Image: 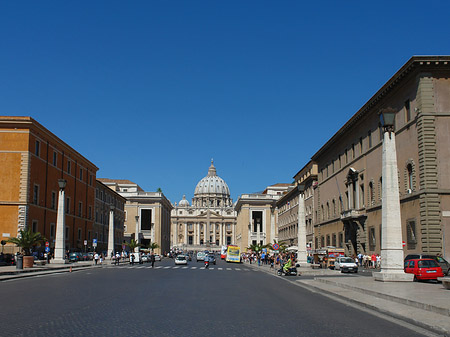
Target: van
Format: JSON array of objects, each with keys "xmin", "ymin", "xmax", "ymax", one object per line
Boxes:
[{"xmin": 334, "ymin": 256, "xmax": 358, "ymax": 273}]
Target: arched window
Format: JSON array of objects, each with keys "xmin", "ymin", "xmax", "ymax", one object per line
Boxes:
[
  {"xmin": 369, "ymin": 181, "xmax": 374, "ymax": 206},
  {"xmin": 407, "ymin": 164, "xmax": 413, "ymax": 191}
]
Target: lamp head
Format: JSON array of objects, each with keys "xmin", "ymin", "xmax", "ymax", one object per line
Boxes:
[
  {"xmin": 58, "ymin": 179, "xmax": 67, "ymax": 190},
  {"xmin": 379, "ymin": 107, "xmax": 396, "ymax": 128}
]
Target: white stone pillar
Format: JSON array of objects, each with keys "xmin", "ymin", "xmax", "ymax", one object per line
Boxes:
[
  {"xmin": 213, "ymin": 224, "xmax": 216, "ymax": 245},
  {"xmin": 373, "ymin": 122, "xmax": 413, "ymax": 282},
  {"xmin": 54, "ymin": 179, "xmax": 67, "ymax": 264},
  {"xmin": 297, "ymin": 192, "xmax": 308, "ymax": 266},
  {"xmin": 174, "ymin": 221, "xmax": 178, "ymax": 248},
  {"xmin": 270, "ymin": 210, "xmax": 276, "ymax": 244},
  {"xmin": 107, "ymin": 206, "xmax": 115, "ymax": 258},
  {"xmin": 184, "ymin": 224, "xmax": 188, "ymax": 246}
]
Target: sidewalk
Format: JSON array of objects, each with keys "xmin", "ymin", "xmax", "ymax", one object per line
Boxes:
[
  {"xmin": 0, "ymin": 260, "xmax": 101, "ymax": 281},
  {"xmin": 247, "ymin": 262, "xmax": 450, "ymax": 335}
]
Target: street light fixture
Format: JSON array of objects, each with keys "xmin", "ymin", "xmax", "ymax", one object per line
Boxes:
[
  {"xmin": 58, "ymin": 179, "xmax": 67, "ymax": 190},
  {"xmin": 380, "ymin": 107, "xmax": 396, "ymax": 135}
]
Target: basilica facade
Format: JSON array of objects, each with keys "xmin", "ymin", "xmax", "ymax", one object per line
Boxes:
[{"xmin": 171, "ymin": 161, "xmax": 236, "ymax": 251}]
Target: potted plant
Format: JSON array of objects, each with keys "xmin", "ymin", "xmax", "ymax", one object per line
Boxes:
[{"xmin": 7, "ymin": 228, "xmax": 45, "ymax": 268}]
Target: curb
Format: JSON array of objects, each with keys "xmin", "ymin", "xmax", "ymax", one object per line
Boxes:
[{"xmin": 0, "ymin": 265, "xmax": 99, "ymax": 281}]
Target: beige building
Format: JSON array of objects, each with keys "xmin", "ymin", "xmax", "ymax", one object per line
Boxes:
[
  {"xmin": 277, "ymin": 162, "xmax": 317, "ymax": 249},
  {"xmin": 94, "ymin": 180, "xmax": 126, "ymax": 253},
  {"xmin": 98, "ymin": 178, "xmax": 172, "ymax": 255},
  {"xmin": 235, "ymin": 184, "xmax": 292, "ymax": 251},
  {"xmin": 171, "ymin": 161, "xmax": 236, "ymax": 251},
  {"xmin": 306, "ymin": 56, "xmax": 450, "ymax": 260}
]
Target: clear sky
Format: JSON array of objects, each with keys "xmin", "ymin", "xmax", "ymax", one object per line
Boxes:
[{"xmin": 1, "ymin": 1, "xmax": 449, "ymax": 204}]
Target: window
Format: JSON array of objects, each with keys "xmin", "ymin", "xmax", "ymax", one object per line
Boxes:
[
  {"xmin": 51, "ymin": 191, "xmax": 56, "ymax": 209},
  {"xmin": 88, "ymin": 206, "xmax": 92, "ymax": 219},
  {"xmin": 53, "ymin": 151, "xmax": 57, "ymax": 166},
  {"xmin": 369, "ymin": 227, "xmax": 376, "ymax": 251},
  {"xmin": 35, "ymin": 140, "xmax": 40, "ymax": 157},
  {"xmin": 338, "ymin": 233, "xmax": 344, "ymax": 248},
  {"xmin": 78, "ymin": 202, "xmax": 82, "ymax": 217},
  {"xmin": 405, "ymin": 100, "xmax": 411, "ymax": 122},
  {"xmin": 332, "ymin": 233, "xmax": 336, "ymax": 246},
  {"xmin": 379, "ymin": 177, "xmax": 383, "ymax": 201},
  {"xmin": 141, "ymin": 209, "xmax": 152, "ymax": 230},
  {"xmin": 188, "ymin": 236, "xmax": 193, "ymax": 245},
  {"xmin": 89, "ymin": 174, "xmax": 93, "ymax": 186},
  {"xmin": 79, "ymin": 168, "xmax": 83, "ymax": 180},
  {"xmin": 65, "ymin": 226, "xmax": 69, "ymax": 240},
  {"xmin": 320, "ymin": 236, "xmax": 325, "ymax": 247},
  {"xmin": 78, "ymin": 228, "xmax": 82, "ymax": 241},
  {"xmin": 50, "ymin": 223, "xmax": 55, "ymax": 238},
  {"xmin": 66, "ymin": 197, "xmax": 70, "ymax": 213},
  {"xmin": 406, "ymin": 220, "xmax": 417, "ymax": 249},
  {"xmin": 344, "ymin": 149, "xmax": 348, "ymax": 164},
  {"xmin": 33, "ymin": 185, "xmax": 39, "ymax": 205},
  {"xmin": 360, "ymin": 183, "xmax": 365, "ymax": 208},
  {"xmin": 359, "ymin": 137, "xmax": 363, "ymax": 155},
  {"xmin": 368, "ymin": 130, "xmax": 372, "ymax": 148},
  {"xmin": 352, "ymin": 144, "xmax": 355, "ymax": 159},
  {"xmin": 67, "ymin": 161, "xmax": 71, "ymax": 174},
  {"xmin": 369, "ymin": 182, "xmax": 374, "ymax": 206},
  {"xmin": 32, "ymin": 220, "xmax": 38, "ymax": 233},
  {"xmin": 407, "ymin": 164, "xmax": 413, "ymax": 191}
]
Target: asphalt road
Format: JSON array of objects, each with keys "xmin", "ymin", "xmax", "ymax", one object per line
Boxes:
[{"xmin": 0, "ymin": 258, "xmax": 432, "ymax": 337}]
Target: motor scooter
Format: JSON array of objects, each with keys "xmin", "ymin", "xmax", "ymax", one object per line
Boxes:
[
  {"xmin": 277, "ymin": 263, "xmax": 299, "ymax": 276},
  {"xmin": 204, "ymin": 260, "xmax": 209, "ymax": 269}
]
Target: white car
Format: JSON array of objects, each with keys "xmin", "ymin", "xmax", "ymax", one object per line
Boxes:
[
  {"xmin": 175, "ymin": 255, "xmax": 188, "ymax": 265},
  {"xmin": 335, "ymin": 256, "xmax": 358, "ymax": 273},
  {"xmin": 154, "ymin": 254, "xmax": 161, "ymax": 261}
]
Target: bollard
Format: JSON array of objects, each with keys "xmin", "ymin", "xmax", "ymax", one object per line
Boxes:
[{"xmin": 16, "ymin": 255, "xmax": 23, "ymax": 270}]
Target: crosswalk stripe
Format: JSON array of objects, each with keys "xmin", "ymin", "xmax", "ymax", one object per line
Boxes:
[
  {"xmin": 173, "ymin": 266, "xmax": 180, "ymax": 269},
  {"xmin": 226, "ymin": 268, "xmax": 231, "ymax": 270},
  {"xmin": 164, "ymin": 266, "xmax": 171, "ymax": 269},
  {"xmin": 235, "ymin": 268, "xmax": 241, "ymax": 271},
  {"xmin": 191, "ymin": 267, "xmax": 197, "ymax": 269},
  {"xmin": 182, "ymin": 267, "xmax": 188, "ymax": 269},
  {"xmin": 218, "ymin": 268, "xmax": 223, "ymax": 270},
  {"xmin": 155, "ymin": 266, "xmax": 162, "ymax": 269}
]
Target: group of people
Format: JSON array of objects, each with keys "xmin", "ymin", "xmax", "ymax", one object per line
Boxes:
[
  {"xmin": 242, "ymin": 251, "xmax": 296, "ymax": 271},
  {"xmin": 356, "ymin": 253, "xmax": 381, "ymax": 269}
]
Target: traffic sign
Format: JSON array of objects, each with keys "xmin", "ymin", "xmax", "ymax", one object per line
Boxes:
[
  {"xmin": 402, "ymin": 241, "xmax": 406, "ymax": 247},
  {"xmin": 45, "ymin": 241, "xmax": 49, "ymax": 247},
  {"xmin": 93, "ymin": 239, "xmax": 97, "ymax": 247},
  {"xmin": 84, "ymin": 240, "xmax": 87, "ymax": 246},
  {"xmin": 45, "ymin": 246, "xmax": 50, "ymax": 253},
  {"xmin": 272, "ymin": 243, "xmax": 279, "ymax": 250}
]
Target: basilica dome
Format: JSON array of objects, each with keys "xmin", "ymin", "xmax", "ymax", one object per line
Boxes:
[
  {"xmin": 179, "ymin": 195, "xmax": 190, "ymax": 207},
  {"xmin": 193, "ymin": 161, "xmax": 232, "ymax": 208},
  {"xmin": 194, "ymin": 161, "xmax": 230, "ymax": 197}
]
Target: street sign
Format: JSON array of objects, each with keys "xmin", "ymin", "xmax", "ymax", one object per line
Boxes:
[
  {"xmin": 402, "ymin": 241, "xmax": 406, "ymax": 247},
  {"xmin": 84, "ymin": 240, "xmax": 87, "ymax": 246},
  {"xmin": 45, "ymin": 246, "xmax": 50, "ymax": 253},
  {"xmin": 272, "ymin": 243, "xmax": 279, "ymax": 250},
  {"xmin": 45, "ymin": 241, "xmax": 49, "ymax": 247},
  {"xmin": 93, "ymin": 239, "xmax": 97, "ymax": 247}
]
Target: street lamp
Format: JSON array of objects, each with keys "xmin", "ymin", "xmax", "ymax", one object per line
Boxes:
[
  {"xmin": 297, "ymin": 184, "xmax": 308, "ymax": 266},
  {"xmin": 54, "ymin": 179, "xmax": 67, "ymax": 264},
  {"xmin": 373, "ymin": 108, "xmax": 413, "ymax": 282},
  {"xmin": 135, "ymin": 215, "xmax": 140, "ymax": 253}
]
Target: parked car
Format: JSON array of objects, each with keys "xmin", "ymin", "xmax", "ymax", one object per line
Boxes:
[
  {"xmin": 141, "ymin": 254, "xmax": 149, "ymax": 263},
  {"xmin": 154, "ymin": 254, "xmax": 161, "ymax": 261},
  {"xmin": 404, "ymin": 258, "xmax": 444, "ymax": 281},
  {"xmin": 81, "ymin": 253, "xmax": 93, "ymax": 261},
  {"xmin": 196, "ymin": 252, "xmax": 206, "ymax": 262},
  {"xmin": 335, "ymin": 256, "xmax": 358, "ymax": 273},
  {"xmin": 0, "ymin": 253, "xmax": 15, "ymax": 266},
  {"xmin": 175, "ymin": 255, "xmax": 188, "ymax": 265},
  {"xmin": 69, "ymin": 252, "xmax": 82, "ymax": 262},
  {"xmin": 405, "ymin": 254, "xmax": 450, "ymax": 275}
]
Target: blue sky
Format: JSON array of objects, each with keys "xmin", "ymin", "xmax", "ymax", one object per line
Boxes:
[{"xmin": 1, "ymin": 1, "xmax": 449, "ymax": 204}]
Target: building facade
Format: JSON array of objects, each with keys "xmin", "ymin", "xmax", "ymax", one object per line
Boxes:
[
  {"xmin": 307, "ymin": 56, "xmax": 450, "ymax": 260},
  {"xmin": 98, "ymin": 178, "xmax": 172, "ymax": 255},
  {"xmin": 235, "ymin": 184, "xmax": 293, "ymax": 251},
  {"xmin": 277, "ymin": 162, "xmax": 317, "ymax": 249},
  {"xmin": 0, "ymin": 116, "xmax": 98, "ymax": 253},
  {"xmin": 171, "ymin": 161, "xmax": 236, "ymax": 251},
  {"xmin": 94, "ymin": 180, "xmax": 126, "ymax": 253}
]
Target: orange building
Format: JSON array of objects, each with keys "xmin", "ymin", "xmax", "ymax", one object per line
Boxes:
[{"xmin": 0, "ymin": 116, "xmax": 98, "ymax": 254}]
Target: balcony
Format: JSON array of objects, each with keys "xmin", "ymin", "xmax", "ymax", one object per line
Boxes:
[{"xmin": 340, "ymin": 209, "xmax": 365, "ymax": 221}]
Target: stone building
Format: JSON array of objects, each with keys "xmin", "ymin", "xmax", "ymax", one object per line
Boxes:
[
  {"xmin": 98, "ymin": 178, "xmax": 172, "ymax": 255},
  {"xmin": 308, "ymin": 56, "xmax": 450, "ymax": 260},
  {"xmin": 235, "ymin": 183, "xmax": 293, "ymax": 251},
  {"xmin": 94, "ymin": 180, "xmax": 126, "ymax": 253},
  {"xmin": 277, "ymin": 162, "xmax": 317, "ymax": 249},
  {"xmin": 171, "ymin": 161, "xmax": 236, "ymax": 251},
  {"xmin": 0, "ymin": 116, "xmax": 98, "ymax": 253}
]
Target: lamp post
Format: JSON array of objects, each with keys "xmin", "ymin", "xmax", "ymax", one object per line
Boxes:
[
  {"xmin": 296, "ymin": 184, "xmax": 308, "ymax": 266},
  {"xmin": 373, "ymin": 108, "xmax": 413, "ymax": 282},
  {"xmin": 54, "ymin": 179, "xmax": 67, "ymax": 264},
  {"xmin": 135, "ymin": 215, "xmax": 140, "ymax": 253},
  {"xmin": 107, "ymin": 205, "xmax": 115, "ymax": 258}
]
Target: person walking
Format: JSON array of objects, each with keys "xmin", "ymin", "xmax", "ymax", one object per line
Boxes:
[
  {"xmin": 115, "ymin": 252, "xmax": 120, "ymax": 265},
  {"xmin": 151, "ymin": 253, "xmax": 155, "ymax": 268},
  {"xmin": 94, "ymin": 252, "xmax": 99, "ymax": 265}
]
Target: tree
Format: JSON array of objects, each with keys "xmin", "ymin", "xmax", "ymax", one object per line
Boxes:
[
  {"xmin": 148, "ymin": 242, "xmax": 159, "ymax": 253},
  {"xmin": 247, "ymin": 243, "xmax": 271, "ymax": 253},
  {"xmin": 156, "ymin": 188, "xmax": 162, "ymax": 193},
  {"xmin": 125, "ymin": 239, "xmax": 140, "ymax": 252},
  {"xmin": 7, "ymin": 228, "xmax": 45, "ymax": 256}
]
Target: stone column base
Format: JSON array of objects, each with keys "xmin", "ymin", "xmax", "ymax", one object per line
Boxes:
[
  {"xmin": 373, "ymin": 271, "xmax": 414, "ymax": 282},
  {"xmin": 52, "ymin": 259, "xmax": 69, "ymax": 264}
]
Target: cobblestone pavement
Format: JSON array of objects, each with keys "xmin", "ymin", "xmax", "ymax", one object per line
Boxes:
[{"xmin": 0, "ymin": 259, "xmax": 436, "ymax": 337}]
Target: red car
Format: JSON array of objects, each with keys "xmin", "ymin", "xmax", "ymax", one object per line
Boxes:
[{"xmin": 404, "ymin": 258, "xmax": 444, "ymax": 281}]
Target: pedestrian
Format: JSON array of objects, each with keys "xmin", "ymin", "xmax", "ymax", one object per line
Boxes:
[
  {"xmin": 151, "ymin": 253, "xmax": 155, "ymax": 268},
  {"xmin": 99, "ymin": 253, "xmax": 103, "ymax": 265},
  {"xmin": 371, "ymin": 253, "xmax": 377, "ymax": 269},
  {"xmin": 130, "ymin": 253, "xmax": 135, "ymax": 265},
  {"xmin": 94, "ymin": 252, "xmax": 99, "ymax": 265},
  {"xmin": 115, "ymin": 252, "xmax": 120, "ymax": 265}
]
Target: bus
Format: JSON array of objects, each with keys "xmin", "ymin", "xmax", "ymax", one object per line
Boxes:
[
  {"xmin": 225, "ymin": 245, "xmax": 241, "ymax": 263},
  {"xmin": 220, "ymin": 246, "xmax": 227, "ymax": 260}
]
